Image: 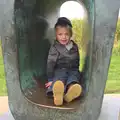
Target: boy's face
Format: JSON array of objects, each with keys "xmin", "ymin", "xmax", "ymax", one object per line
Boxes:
[{"xmin": 55, "ymin": 26, "xmax": 71, "ymax": 45}]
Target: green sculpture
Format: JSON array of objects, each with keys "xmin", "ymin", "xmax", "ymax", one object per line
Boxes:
[{"xmin": 0, "ymin": 0, "xmax": 120, "ymax": 119}]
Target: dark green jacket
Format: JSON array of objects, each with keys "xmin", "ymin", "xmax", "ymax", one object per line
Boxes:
[{"xmin": 47, "ymin": 40, "xmax": 80, "ymax": 79}]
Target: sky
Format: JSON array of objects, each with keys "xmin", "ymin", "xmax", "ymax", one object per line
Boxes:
[
  {"xmin": 60, "ymin": 1, "xmax": 84, "ymax": 20},
  {"xmin": 60, "ymin": 1, "xmax": 120, "ymax": 19}
]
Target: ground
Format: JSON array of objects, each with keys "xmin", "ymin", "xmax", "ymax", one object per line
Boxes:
[{"xmin": 0, "ymin": 94, "xmax": 120, "ymax": 120}]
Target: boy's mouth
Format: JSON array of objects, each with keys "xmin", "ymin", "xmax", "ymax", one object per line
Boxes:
[
  {"xmin": 61, "ymin": 39, "xmax": 67, "ymax": 42},
  {"xmin": 61, "ymin": 40, "xmax": 67, "ymax": 43},
  {"xmin": 60, "ymin": 40, "xmax": 68, "ymax": 45}
]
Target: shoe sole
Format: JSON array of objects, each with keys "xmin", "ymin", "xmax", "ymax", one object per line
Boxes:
[
  {"xmin": 64, "ymin": 84, "xmax": 82, "ymax": 103},
  {"xmin": 53, "ymin": 81, "xmax": 64, "ymax": 106}
]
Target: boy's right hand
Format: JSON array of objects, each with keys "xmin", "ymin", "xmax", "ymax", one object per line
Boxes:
[{"xmin": 45, "ymin": 81, "xmax": 52, "ymax": 88}]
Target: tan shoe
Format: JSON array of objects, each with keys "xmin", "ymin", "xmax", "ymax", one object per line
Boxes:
[
  {"xmin": 53, "ymin": 81, "xmax": 64, "ymax": 106},
  {"xmin": 64, "ymin": 84, "xmax": 82, "ymax": 103}
]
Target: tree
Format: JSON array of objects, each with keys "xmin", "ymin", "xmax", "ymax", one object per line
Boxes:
[
  {"xmin": 71, "ymin": 19, "xmax": 89, "ymax": 54},
  {"xmin": 115, "ymin": 18, "xmax": 120, "ymax": 42}
]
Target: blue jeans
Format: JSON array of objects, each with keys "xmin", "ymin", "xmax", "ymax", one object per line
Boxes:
[{"xmin": 46, "ymin": 69, "xmax": 80, "ymax": 97}]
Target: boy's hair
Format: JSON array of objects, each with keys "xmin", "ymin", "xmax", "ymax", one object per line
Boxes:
[
  {"xmin": 54, "ymin": 17, "xmax": 73, "ymax": 36},
  {"xmin": 55, "ymin": 17, "xmax": 72, "ymax": 28}
]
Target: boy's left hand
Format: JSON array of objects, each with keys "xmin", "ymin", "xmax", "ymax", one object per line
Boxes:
[{"xmin": 45, "ymin": 81, "xmax": 52, "ymax": 88}]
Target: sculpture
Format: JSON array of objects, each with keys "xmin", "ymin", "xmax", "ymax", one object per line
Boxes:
[{"xmin": 0, "ymin": 0, "xmax": 120, "ymax": 119}]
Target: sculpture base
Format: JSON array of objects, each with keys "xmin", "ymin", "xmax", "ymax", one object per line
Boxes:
[{"xmin": 0, "ymin": 95, "xmax": 120, "ymax": 120}]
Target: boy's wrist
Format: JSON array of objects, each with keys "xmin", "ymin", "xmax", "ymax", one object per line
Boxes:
[{"xmin": 48, "ymin": 78, "xmax": 53, "ymax": 82}]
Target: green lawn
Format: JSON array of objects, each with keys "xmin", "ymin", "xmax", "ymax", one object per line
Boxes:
[
  {"xmin": 0, "ymin": 44, "xmax": 7, "ymax": 96},
  {"xmin": 0, "ymin": 44, "xmax": 120, "ymax": 95},
  {"xmin": 105, "ymin": 56, "xmax": 120, "ymax": 93}
]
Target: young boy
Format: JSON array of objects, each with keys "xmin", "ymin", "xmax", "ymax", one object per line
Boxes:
[{"xmin": 45, "ymin": 17, "xmax": 82, "ymax": 106}]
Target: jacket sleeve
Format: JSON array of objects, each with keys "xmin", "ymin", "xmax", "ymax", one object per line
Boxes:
[{"xmin": 47, "ymin": 45, "xmax": 58, "ymax": 81}]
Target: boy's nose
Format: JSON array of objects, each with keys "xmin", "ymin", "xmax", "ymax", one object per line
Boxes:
[{"xmin": 62, "ymin": 35, "xmax": 66, "ymax": 39}]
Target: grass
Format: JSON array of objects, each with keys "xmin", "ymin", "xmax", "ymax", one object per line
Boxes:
[
  {"xmin": 105, "ymin": 55, "xmax": 120, "ymax": 93},
  {"xmin": 0, "ymin": 41, "xmax": 120, "ymax": 96},
  {"xmin": 0, "ymin": 42, "xmax": 7, "ymax": 96}
]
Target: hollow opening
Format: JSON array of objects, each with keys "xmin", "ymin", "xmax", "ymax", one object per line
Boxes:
[{"xmin": 15, "ymin": 0, "xmax": 91, "ymax": 109}]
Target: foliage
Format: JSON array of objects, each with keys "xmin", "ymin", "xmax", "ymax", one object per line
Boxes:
[
  {"xmin": 71, "ymin": 19, "xmax": 89, "ymax": 54},
  {"xmin": 112, "ymin": 40, "xmax": 120, "ymax": 56},
  {"xmin": 71, "ymin": 19, "xmax": 83, "ymax": 48},
  {"xmin": 115, "ymin": 18, "xmax": 120, "ymax": 42},
  {"xmin": 112, "ymin": 19, "xmax": 120, "ymax": 56}
]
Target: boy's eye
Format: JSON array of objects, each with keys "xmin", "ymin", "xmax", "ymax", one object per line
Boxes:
[
  {"xmin": 65, "ymin": 33, "xmax": 68, "ymax": 36},
  {"xmin": 58, "ymin": 33, "xmax": 69, "ymax": 36},
  {"xmin": 58, "ymin": 33, "xmax": 62, "ymax": 35}
]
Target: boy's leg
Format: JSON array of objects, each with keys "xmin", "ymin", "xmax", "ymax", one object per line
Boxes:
[
  {"xmin": 53, "ymin": 69, "xmax": 68, "ymax": 105},
  {"xmin": 47, "ymin": 69, "xmax": 68, "ymax": 105},
  {"xmin": 53, "ymin": 80, "xmax": 64, "ymax": 106},
  {"xmin": 64, "ymin": 70, "xmax": 82, "ymax": 103}
]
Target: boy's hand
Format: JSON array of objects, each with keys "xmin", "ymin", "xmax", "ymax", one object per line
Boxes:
[{"xmin": 45, "ymin": 81, "xmax": 52, "ymax": 88}]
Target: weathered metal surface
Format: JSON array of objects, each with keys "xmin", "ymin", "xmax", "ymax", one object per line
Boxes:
[{"xmin": 0, "ymin": 0, "xmax": 120, "ymax": 120}]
